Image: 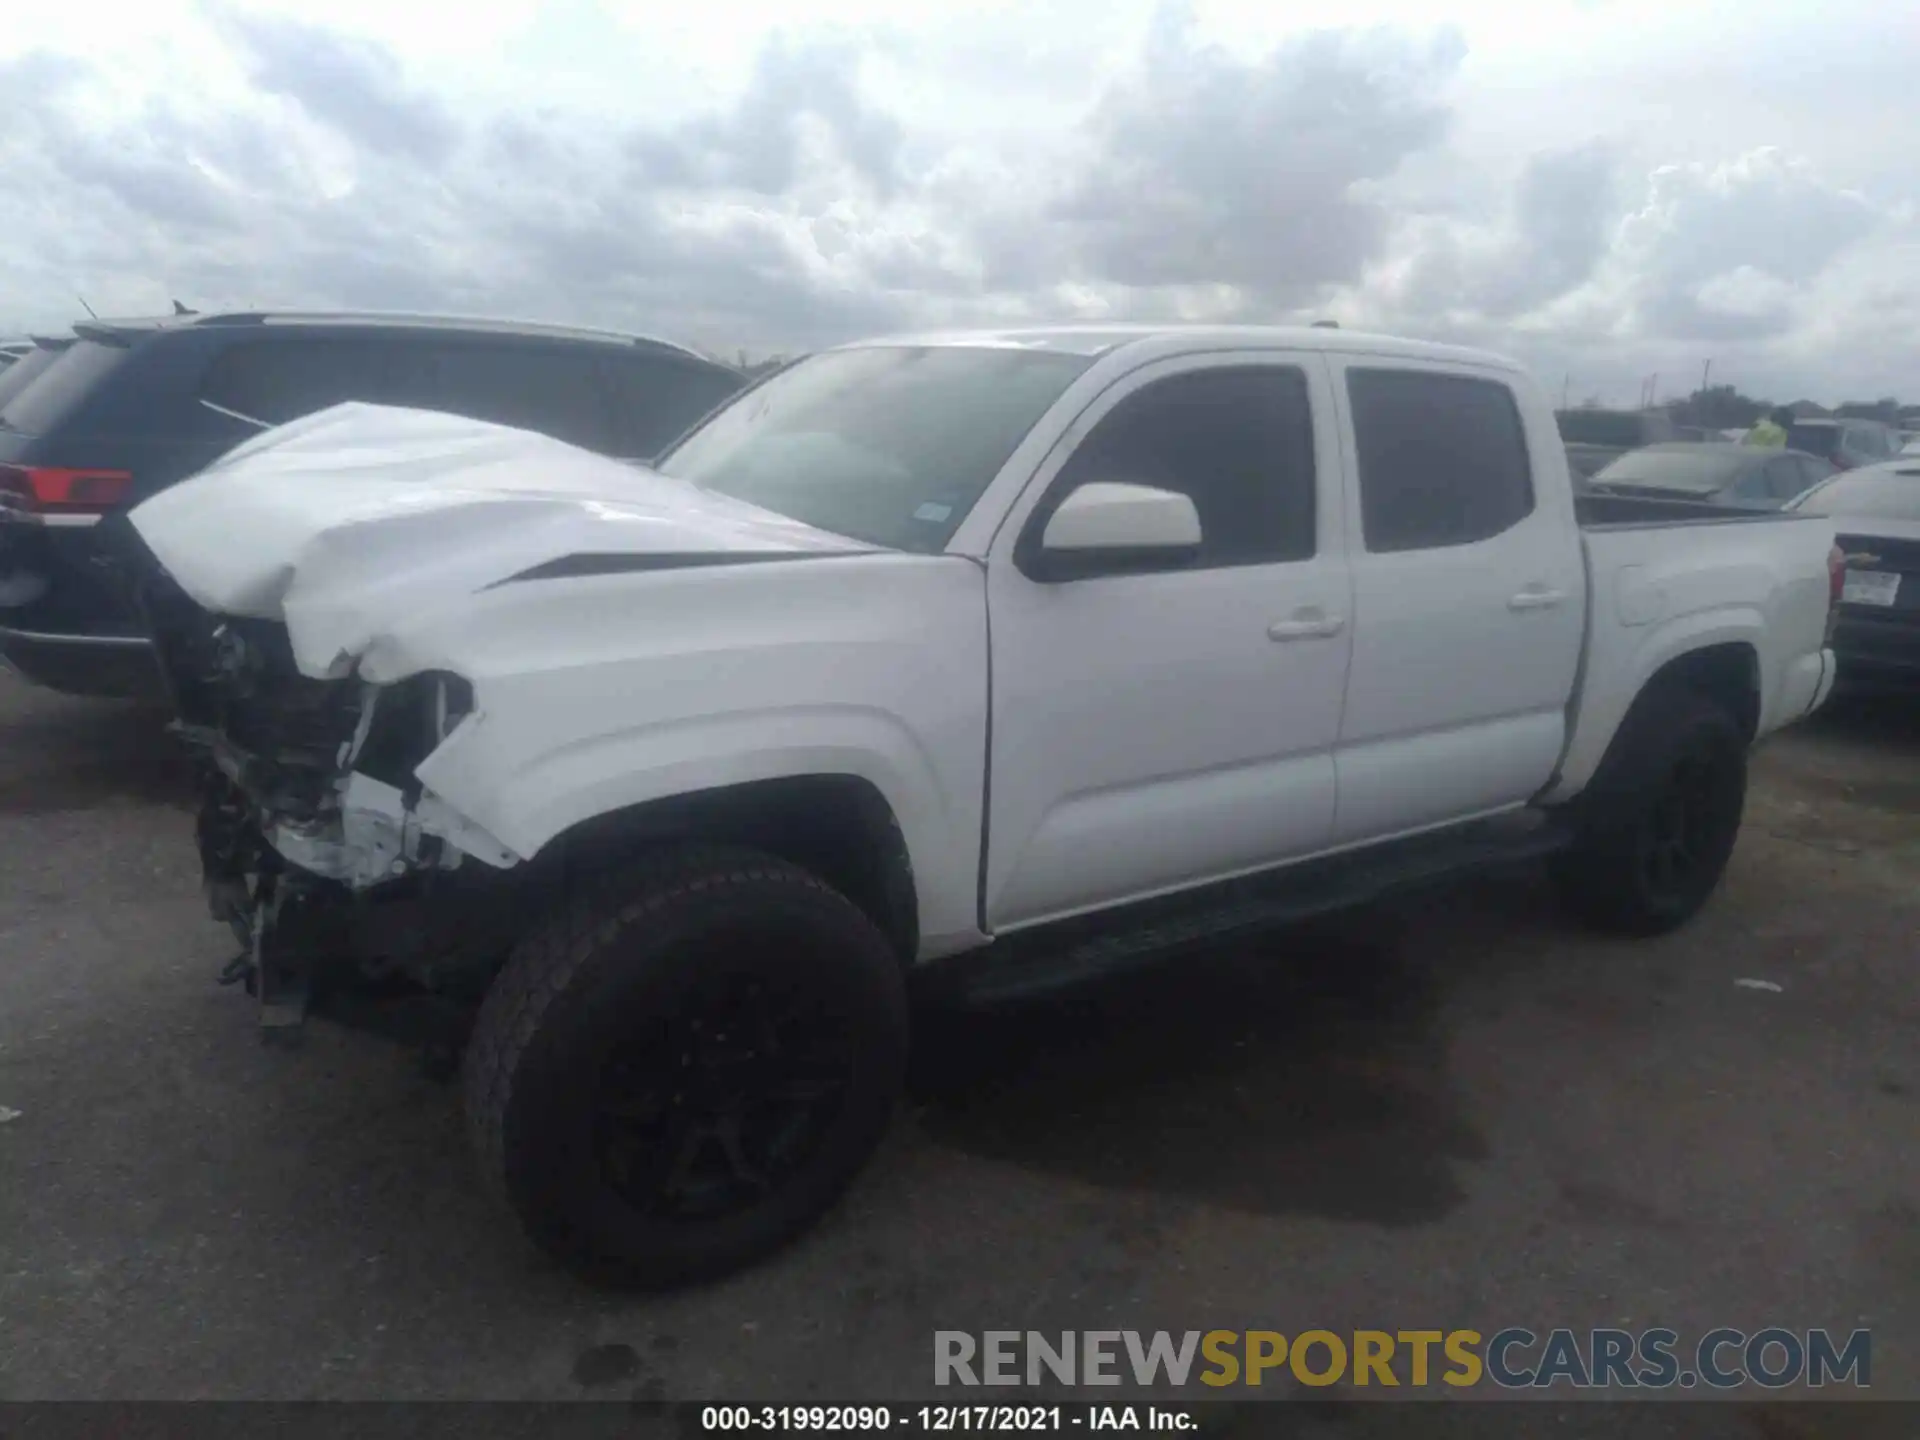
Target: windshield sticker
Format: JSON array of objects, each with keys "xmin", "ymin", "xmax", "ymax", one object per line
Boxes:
[{"xmin": 913, "ymin": 502, "xmax": 953, "ymax": 523}]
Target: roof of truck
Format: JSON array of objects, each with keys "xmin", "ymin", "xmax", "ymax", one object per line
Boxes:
[{"xmin": 838, "ymin": 323, "xmax": 1520, "ymax": 371}]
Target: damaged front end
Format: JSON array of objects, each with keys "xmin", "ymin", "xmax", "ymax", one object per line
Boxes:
[{"xmin": 140, "ymin": 571, "xmax": 522, "ymax": 1044}]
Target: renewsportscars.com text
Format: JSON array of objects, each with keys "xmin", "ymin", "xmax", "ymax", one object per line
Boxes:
[{"xmin": 933, "ymin": 1328, "xmax": 1870, "ymax": 1390}]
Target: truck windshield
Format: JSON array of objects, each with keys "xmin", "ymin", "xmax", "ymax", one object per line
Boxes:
[{"xmin": 656, "ymin": 345, "xmax": 1094, "ymax": 552}]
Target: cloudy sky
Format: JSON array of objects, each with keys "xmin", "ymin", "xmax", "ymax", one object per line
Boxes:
[{"xmin": 2, "ymin": 0, "xmax": 1915, "ymax": 405}]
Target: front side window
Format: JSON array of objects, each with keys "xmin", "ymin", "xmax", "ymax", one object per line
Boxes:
[
  {"xmin": 1037, "ymin": 365, "xmax": 1318, "ymax": 568},
  {"xmin": 658, "ymin": 346, "xmax": 1093, "ymax": 552},
  {"xmin": 1348, "ymin": 368, "xmax": 1535, "ymax": 552}
]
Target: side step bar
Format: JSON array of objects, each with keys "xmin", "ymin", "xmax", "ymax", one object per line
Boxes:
[{"xmin": 934, "ymin": 812, "xmax": 1573, "ymax": 1009}]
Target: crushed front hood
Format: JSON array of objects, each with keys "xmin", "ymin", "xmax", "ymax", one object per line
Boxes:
[{"xmin": 128, "ymin": 403, "xmax": 868, "ymax": 678}]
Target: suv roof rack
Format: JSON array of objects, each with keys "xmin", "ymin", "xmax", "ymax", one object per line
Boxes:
[
  {"xmin": 192, "ymin": 310, "xmax": 717, "ymax": 363},
  {"xmin": 69, "ymin": 310, "xmax": 724, "ymax": 367}
]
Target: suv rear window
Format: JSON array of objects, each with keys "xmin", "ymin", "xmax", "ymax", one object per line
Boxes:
[
  {"xmin": 201, "ymin": 339, "xmax": 403, "ymax": 425},
  {"xmin": 426, "ymin": 344, "xmax": 614, "ymax": 452},
  {"xmin": 0, "ymin": 340, "xmax": 129, "ymax": 435},
  {"xmin": 0, "ymin": 344, "xmax": 67, "ymax": 412}
]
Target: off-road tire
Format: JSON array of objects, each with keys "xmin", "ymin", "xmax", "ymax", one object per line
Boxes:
[
  {"xmin": 462, "ymin": 843, "xmax": 908, "ymax": 1288},
  {"xmin": 1552, "ymin": 684, "xmax": 1749, "ymax": 936}
]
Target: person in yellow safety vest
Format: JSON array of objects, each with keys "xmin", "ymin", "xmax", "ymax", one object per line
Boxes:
[{"xmin": 1745, "ymin": 407, "xmax": 1792, "ymax": 447}]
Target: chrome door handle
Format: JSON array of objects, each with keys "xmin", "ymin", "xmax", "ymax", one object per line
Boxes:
[
  {"xmin": 1508, "ymin": 587, "xmax": 1567, "ymax": 611},
  {"xmin": 1268, "ymin": 613, "xmax": 1345, "ymax": 641}
]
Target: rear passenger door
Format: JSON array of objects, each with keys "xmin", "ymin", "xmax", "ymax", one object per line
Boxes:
[{"xmin": 1326, "ymin": 361, "xmax": 1585, "ymax": 845}]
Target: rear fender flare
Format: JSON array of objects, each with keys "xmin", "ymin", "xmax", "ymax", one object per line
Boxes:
[{"xmin": 1542, "ymin": 608, "xmax": 1765, "ymax": 805}]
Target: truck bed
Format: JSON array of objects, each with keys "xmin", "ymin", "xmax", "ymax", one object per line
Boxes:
[{"xmin": 1575, "ymin": 492, "xmax": 1826, "ymax": 530}]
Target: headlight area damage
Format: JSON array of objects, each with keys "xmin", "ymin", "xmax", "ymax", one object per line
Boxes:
[{"xmin": 141, "ymin": 572, "xmax": 523, "ymax": 1045}]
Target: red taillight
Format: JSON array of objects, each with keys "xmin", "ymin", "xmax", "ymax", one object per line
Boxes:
[
  {"xmin": 0, "ymin": 464, "xmax": 133, "ymax": 511},
  {"xmin": 1828, "ymin": 542, "xmax": 1846, "ymax": 615}
]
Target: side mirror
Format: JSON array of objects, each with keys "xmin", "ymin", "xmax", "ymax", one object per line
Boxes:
[{"xmin": 1030, "ymin": 482, "xmax": 1202, "ymax": 581}]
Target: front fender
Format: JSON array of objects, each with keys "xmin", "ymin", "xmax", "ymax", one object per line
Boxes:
[
  {"xmin": 415, "ymin": 704, "xmax": 973, "ymax": 934},
  {"xmin": 391, "ymin": 554, "xmax": 992, "ymax": 952}
]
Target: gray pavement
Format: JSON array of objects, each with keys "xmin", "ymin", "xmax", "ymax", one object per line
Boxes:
[{"xmin": 1, "ymin": 670, "xmax": 1916, "ymax": 1417}]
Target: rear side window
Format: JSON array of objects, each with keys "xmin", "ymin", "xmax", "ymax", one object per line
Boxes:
[
  {"xmin": 201, "ymin": 340, "xmax": 403, "ymax": 425},
  {"xmin": 0, "ymin": 344, "xmax": 66, "ymax": 412},
  {"xmin": 1048, "ymin": 365, "xmax": 1318, "ymax": 566},
  {"xmin": 0, "ymin": 341, "xmax": 129, "ymax": 435},
  {"xmin": 600, "ymin": 355, "xmax": 744, "ymax": 459},
  {"xmin": 427, "ymin": 344, "xmax": 613, "ymax": 452},
  {"xmin": 1348, "ymin": 369, "xmax": 1535, "ymax": 552}
]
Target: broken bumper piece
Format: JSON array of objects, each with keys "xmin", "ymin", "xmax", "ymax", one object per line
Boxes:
[{"xmin": 144, "ymin": 580, "xmax": 520, "ymax": 1035}]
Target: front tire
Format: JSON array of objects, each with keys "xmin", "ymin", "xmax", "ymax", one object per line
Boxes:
[
  {"xmin": 462, "ymin": 843, "xmax": 908, "ymax": 1288},
  {"xmin": 1553, "ymin": 686, "xmax": 1749, "ymax": 936}
]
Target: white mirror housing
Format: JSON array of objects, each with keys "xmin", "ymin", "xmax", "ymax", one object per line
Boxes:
[{"xmin": 1039, "ymin": 482, "xmax": 1203, "ymax": 556}]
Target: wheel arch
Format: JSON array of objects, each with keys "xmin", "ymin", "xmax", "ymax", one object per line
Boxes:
[
  {"xmin": 526, "ymin": 774, "xmax": 920, "ymax": 962},
  {"xmin": 1544, "ymin": 611, "xmax": 1766, "ymax": 805}
]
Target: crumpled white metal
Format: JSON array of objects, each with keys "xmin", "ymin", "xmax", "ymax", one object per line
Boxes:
[{"xmin": 129, "ymin": 402, "xmax": 864, "ymax": 680}]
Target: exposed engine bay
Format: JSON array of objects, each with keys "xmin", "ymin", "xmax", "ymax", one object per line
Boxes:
[{"xmin": 138, "ymin": 567, "xmax": 526, "ymax": 1037}]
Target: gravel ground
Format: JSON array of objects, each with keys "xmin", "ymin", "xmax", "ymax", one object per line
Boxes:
[{"xmin": 1, "ymin": 670, "xmax": 1915, "ymax": 1430}]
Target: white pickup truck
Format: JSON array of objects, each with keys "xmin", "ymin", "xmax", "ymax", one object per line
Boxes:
[{"xmin": 128, "ymin": 324, "xmax": 1843, "ymax": 1287}]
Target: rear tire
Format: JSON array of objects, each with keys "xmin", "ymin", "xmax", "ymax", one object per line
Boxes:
[
  {"xmin": 1552, "ymin": 685, "xmax": 1748, "ymax": 936},
  {"xmin": 462, "ymin": 843, "xmax": 908, "ymax": 1288}
]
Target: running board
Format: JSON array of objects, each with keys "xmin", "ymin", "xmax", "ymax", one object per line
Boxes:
[{"xmin": 938, "ymin": 813, "xmax": 1573, "ymax": 1008}]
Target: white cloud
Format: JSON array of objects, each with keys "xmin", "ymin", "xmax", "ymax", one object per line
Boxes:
[{"xmin": 0, "ymin": 0, "xmax": 1916, "ymax": 402}]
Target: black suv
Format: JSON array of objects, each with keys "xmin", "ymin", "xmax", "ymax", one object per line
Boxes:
[{"xmin": 0, "ymin": 311, "xmax": 744, "ymax": 697}]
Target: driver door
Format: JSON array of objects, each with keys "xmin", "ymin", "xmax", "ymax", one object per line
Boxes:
[{"xmin": 981, "ymin": 353, "xmax": 1352, "ymax": 931}]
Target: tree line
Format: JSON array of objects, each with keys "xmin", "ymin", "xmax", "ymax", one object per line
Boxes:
[{"xmin": 1656, "ymin": 385, "xmax": 1913, "ymax": 430}]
